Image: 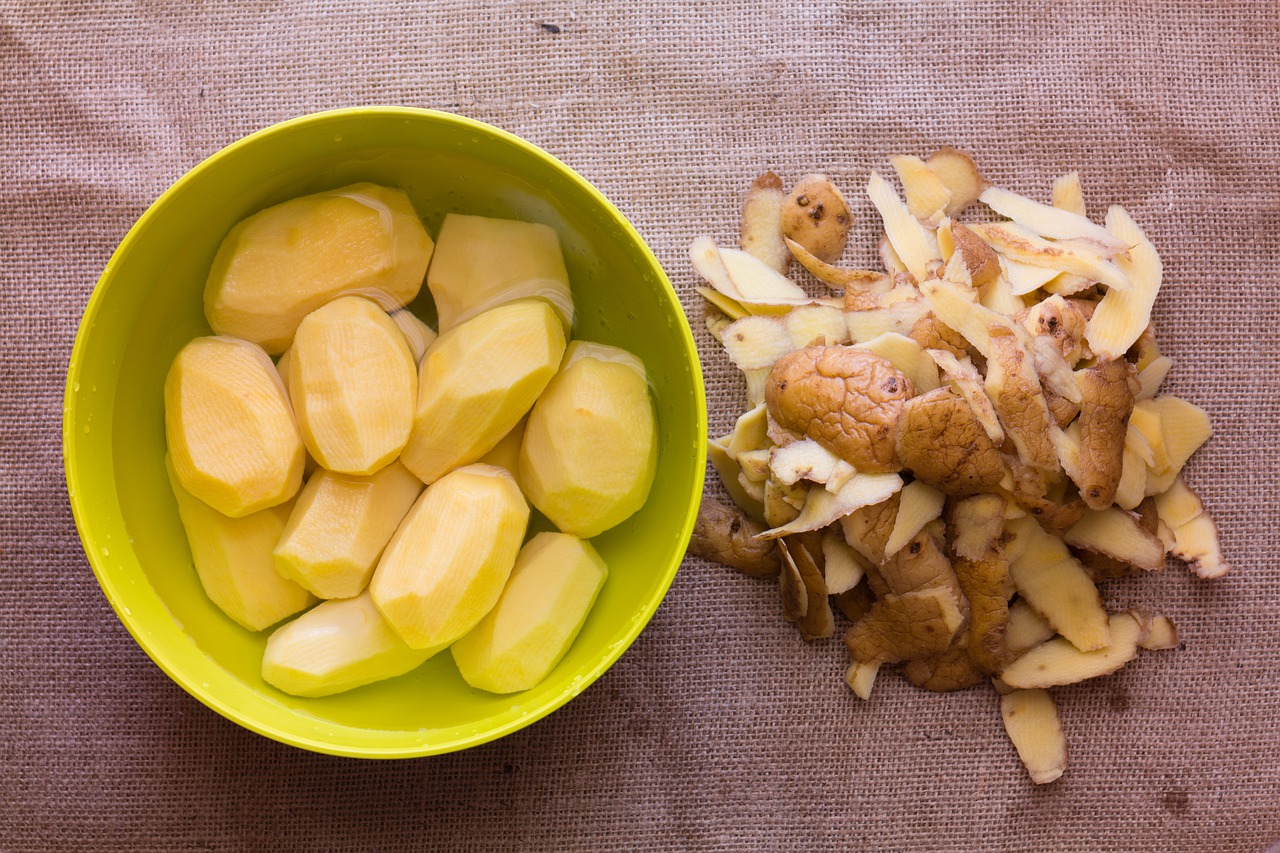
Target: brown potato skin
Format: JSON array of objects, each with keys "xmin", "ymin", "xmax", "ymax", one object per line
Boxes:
[
  {"xmin": 902, "ymin": 645, "xmax": 987, "ymax": 692},
  {"xmin": 780, "ymin": 174, "xmax": 852, "ymax": 263},
  {"xmin": 688, "ymin": 495, "xmax": 780, "ymax": 577},
  {"xmin": 950, "ymin": 224, "xmax": 1001, "ymax": 287},
  {"xmin": 1077, "ymin": 358, "xmax": 1139, "ymax": 509},
  {"xmin": 895, "ymin": 386, "xmax": 1005, "ymax": 495},
  {"xmin": 908, "ymin": 312, "xmax": 972, "ymax": 361},
  {"xmin": 766, "ymin": 346, "xmax": 914, "ymax": 473}
]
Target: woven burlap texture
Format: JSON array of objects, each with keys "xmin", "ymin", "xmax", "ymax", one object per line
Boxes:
[{"xmin": 3, "ymin": 2, "xmax": 1278, "ymax": 850}]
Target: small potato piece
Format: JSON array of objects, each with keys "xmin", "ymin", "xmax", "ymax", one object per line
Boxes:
[
  {"xmin": 874, "ymin": 526, "xmax": 961, "ymax": 600},
  {"xmin": 766, "ymin": 346, "xmax": 914, "ymax": 473},
  {"xmin": 290, "ymin": 296, "xmax": 418, "ymax": 475},
  {"xmin": 1052, "ymin": 171, "xmax": 1087, "ymax": 216},
  {"xmin": 1001, "ymin": 689, "xmax": 1068, "ymax": 784},
  {"xmin": 165, "ymin": 336, "xmax": 304, "ymax": 518},
  {"xmin": 520, "ymin": 342, "xmax": 657, "ymax": 539},
  {"xmin": 781, "ymin": 538, "xmax": 834, "ymax": 641},
  {"xmin": 1140, "ymin": 615, "xmax": 1179, "ymax": 650},
  {"xmin": 451, "ymin": 532, "xmax": 608, "ymax": 694},
  {"xmin": 781, "ymin": 174, "xmax": 852, "ymax": 263},
  {"xmin": 883, "ymin": 481, "xmax": 946, "ymax": 559},
  {"xmin": 890, "ymin": 155, "xmax": 952, "ymax": 221},
  {"xmin": 205, "ymin": 183, "xmax": 432, "ymax": 354},
  {"xmin": 1007, "ymin": 518, "xmax": 1110, "ymax": 652},
  {"xmin": 1001, "ymin": 612, "xmax": 1145, "ymax": 689},
  {"xmin": 689, "ymin": 495, "xmax": 780, "ymax": 577},
  {"xmin": 845, "ymin": 587, "xmax": 964, "ymax": 665},
  {"xmin": 262, "ymin": 592, "xmax": 432, "ymax": 698},
  {"xmin": 1172, "ymin": 513, "xmax": 1231, "ymax": 579},
  {"xmin": 370, "ymin": 465, "xmax": 529, "ymax": 651},
  {"xmin": 1005, "ymin": 599, "xmax": 1056, "ymax": 657},
  {"xmin": 402, "ymin": 299, "xmax": 566, "ymax": 484},
  {"xmin": 985, "ymin": 326, "xmax": 1060, "ymax": 475},
  {"xmin": 427, "ymin": 213, "xmax": 573, "ymax": 333},
  {"xmin": 273, "ymin": 463, "xmax": 424, "ymax": 599},
  {"xmin": 167, "ymin": 457, "xmax": 315, "ymax": 632},
  {"xmin": 1023, "ymin": 295, "xmax": 1088, "ymax": 365},
  {"xmin": 840, "ymin": 493, "xmax": 901, "ymax": 565},
  {"xmin": 926, "ymin": 148, "xmax": 989, "ymax": 217},
  {"xmin": 950, "ymin": 224, "xmax": 1001, "ymax": 287},
  {"xmin": 895, "ymin": 386, "xmax": 1006, "ymax": 495},
  {"xmin": 740, "ymin": 171, "xmax": 791, "ymax": 274},
  {"xmin": 845, "ymin": 660, "xmax": 881, "ymax": 700},
  {"xmin": 902, "ymin": 644, "xmax": 986, "ymax": 692},
  {"xmin": 955, "ymin": 552, "xmax": 1013, "ymax": 674},
  {"xmin": 1064, "ymin": 507, "xmax": 1165, "ymax": 573},
  {"xmin": 1076, "ymin": 358, "xmax": 1139, "ymax": 509}
]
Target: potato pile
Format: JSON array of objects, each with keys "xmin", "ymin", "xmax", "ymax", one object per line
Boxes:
[
  {"xmin": 164, "ymin": 184, "xmax": 657, "ymax": 697},
  {"xmin": 688, "ymin": 153, "xmax": 1229, "ymax": 783}
]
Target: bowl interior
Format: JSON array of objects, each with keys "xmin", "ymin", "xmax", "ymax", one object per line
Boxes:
[{"xmin": 64, "ymin": 109, "xmax": 706, "ymax": 757}]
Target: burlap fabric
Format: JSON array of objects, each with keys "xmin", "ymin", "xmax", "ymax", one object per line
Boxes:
[{"xmin": 3, "ymin": 2, "xmax": 1278, "ymax": 850}]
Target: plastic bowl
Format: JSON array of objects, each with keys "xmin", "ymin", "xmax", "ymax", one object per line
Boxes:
[{"xmin": 62, "ymin": 107, "xmax": 706, "ymax": 758}]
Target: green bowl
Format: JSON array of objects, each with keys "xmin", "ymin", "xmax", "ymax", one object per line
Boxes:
[{"xmin": 63, "ymin": 107, "xmax": 706, "ymax": 758}]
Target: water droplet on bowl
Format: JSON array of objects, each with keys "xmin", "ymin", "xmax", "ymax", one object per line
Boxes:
[
  {"xmin": 73, "ymin": 382, "xmax": 80, "ymax": 392},
  {"xmin": 101, "ymin": 547, "xmax": 109, "ymax": 557}
]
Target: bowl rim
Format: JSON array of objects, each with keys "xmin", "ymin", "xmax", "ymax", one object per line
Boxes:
[{"xmin": 62, "ymin": 106, "xmax": 707, "ymax": 758}]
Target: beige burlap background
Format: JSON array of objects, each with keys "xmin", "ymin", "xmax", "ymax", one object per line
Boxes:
[{"xmin": 3, "ymin": 1, "xmax": 1279, "ymax": 850}]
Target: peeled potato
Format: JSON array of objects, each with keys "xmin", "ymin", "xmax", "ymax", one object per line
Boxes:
[
  {"xmin": 400, "ymin": 298, "xmax": 566, "ymax": 484},
  {"xmin": 273, "ymin": 463, "xmax": 424, "ymax": 599},
  {"xmin": 262, "ymin": 592, "xmax": 432, "ymax": 697},
  {"xmin": 370, "ymin": 464, "xmax": 529, "ymax": 651},
  {"xmin": 519, "ymin": 341, "xmax": 657, "ymax": 538},
  {"xmin": 205, "ymin": 183, "xmax": 433, "ymax": 354},
  {"xmin": 165, "ymin": 336, "xmax": 303, "ymax": 518},
  {"xmin": 427, "ymin": 213, "xmax": 573, "ymax": 333},
  {"xmin": 166, "ymin": 456, "xmax": 315, "ymax": 632},
  {"xmin": 289, "ymin": 296, "xmax": 418, "ymax": 475},
  {"xmin": 452, "ymin": 532, "xmax": 608, "ymax": 694}
]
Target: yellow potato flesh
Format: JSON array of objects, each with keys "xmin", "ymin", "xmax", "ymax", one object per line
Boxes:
[
  {"xmin": 289, "ymin": 296, "xmax": 417, "ymax": 475},
  {"xmin": 520, "ymin": 342, "xmax": 657, "ymax": 538},
  {"xmin": 273, "ymin": 462, "xmax": 424, "ymax": 599},
  {"xmin": 261, "ymin": 592, "xmax": 432, "ymax": 697},
  {"xmin": 400, "ymin": 298, "xmax": 566, "ymax": 484},
  {"xmin": 370, "ymin": 465, "xmax": 529, "ymax": 651},
  {"xmin": 166, "ymin": 456, "xmax": 315, "ymax": 632},
  {"xmin": 164, "ymin": 336, "xmax": 303, "ymax": 518},
  {"xmin": 427, "ymin": 213, "xmax": 573, "ymax": 333},
  {"xmin": 478, "ymin": 417, "xmax": 527, "ymax": 489},
  {"xmin": 451, "ymin": 532, "xmax": 608, "ymax": 694},
  {"xmin": 204, "ymin": 183, "xmax": 433, "ymax": 354}
]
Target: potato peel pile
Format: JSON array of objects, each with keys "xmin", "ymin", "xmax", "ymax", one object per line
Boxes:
[{"xmin": 688, "ymin": 152, "xmax": 1230, "ymax": 784}]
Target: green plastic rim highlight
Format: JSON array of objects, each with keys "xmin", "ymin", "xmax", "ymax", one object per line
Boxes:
[{"xmin": 63, "ymin": 107, "xmax": 707, "ymax": 758}]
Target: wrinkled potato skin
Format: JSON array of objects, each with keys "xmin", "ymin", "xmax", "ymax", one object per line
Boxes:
[
  {"xmin": 902, "ymin": 645, "xmax": 987, "ymax": 692},
  {"xmin": 1078, "ymin": 358, "xmax": 1139, "ymax": 509},
  {"xmin": 895, "ymin": 386, "xmax": 1005, "ymax": 495},
  {"xmin": 780, "ymin": 174, "xmax": 852, "ymax": 263},
  {"xmin": 766, "ymin": 346, "xmax": 914, "ymax": 473},
  {"xmin": 688, "ymin": 496, "xmax": 780, "ymax": 577},
  {"xmin": 986, "ymin": 326, "xmax": 1060, "ymax": 474},
  {"xmin": 950, "ymin": 224, "xmax": 1001, "ymax": 287},
  {"xmin": 1044, "ymin": 389, "xmax": 1080, "ymax": 429},
  {"xmin": 845, "ymin": 589, "xmax": 961, "ymax": 665},
  {"xmin": 909, "ymin": 313, "xmax": 972, "ymax": 361}
]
